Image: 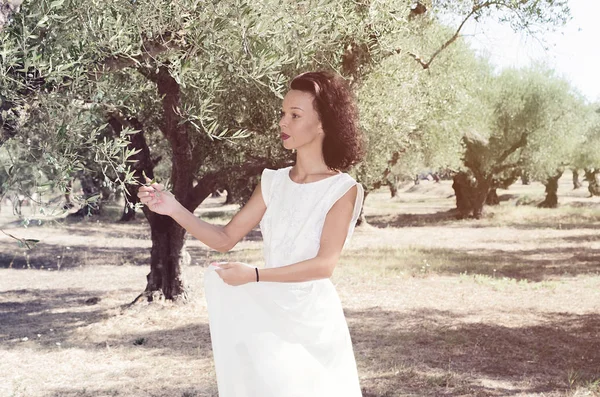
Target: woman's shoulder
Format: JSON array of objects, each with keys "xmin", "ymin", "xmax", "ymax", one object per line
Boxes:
[
  {"xmin": 262, "ymin": 166, "xmax": 291, "ymax": 174},
  {"xmin": 337, "ymin": 172, "xmax": 359, "ymax": 185},
  {"xmin": 261, "ymin": 166, "xmax": 290, "ymax": 176}
]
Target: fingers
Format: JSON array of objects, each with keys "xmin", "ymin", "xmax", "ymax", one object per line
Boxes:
[
  {"xmin": 148, "ymin": 179, "xmax": 164, "ymax": 191},
  {"xmin": 214, "ymin": 268, "xmax": 228, "ymax": 282},
  {"xmin": 137, "ymin": 183, "xmax": 167, "ymax": 206},
  {"xmin": 218, "ymin": 263, "xmax": 233, "ymax": 269},
  {"xmin": 138, "ymin": 191, "xmax": 159, "ymax": 204}
]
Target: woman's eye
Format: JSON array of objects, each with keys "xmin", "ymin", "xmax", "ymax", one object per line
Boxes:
[{"xmin": 292, "ymin": 114, "xmax": 299, "ymax": 119}]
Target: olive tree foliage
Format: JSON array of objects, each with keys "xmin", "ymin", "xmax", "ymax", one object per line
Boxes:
[
  {"xmin": 0, "ymin": 0, "xmax": 142, "ymax": 214},
  {"xmin": 453, "ymin": 66, "xmax": 588, "ymax": 217},
  {"xmin": 355, "ymin": 25, "xmax": 490, "ymax": 192}
]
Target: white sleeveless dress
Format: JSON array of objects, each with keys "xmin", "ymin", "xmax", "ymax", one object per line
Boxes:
[{"xmin": 204, "ymin": 166, "xmax": 364, "ymax": 397}]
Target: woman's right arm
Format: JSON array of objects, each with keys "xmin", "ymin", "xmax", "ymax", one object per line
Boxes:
[{"xmin": 138, "ymin": 181, "xmax": 267, "ymax": 253}]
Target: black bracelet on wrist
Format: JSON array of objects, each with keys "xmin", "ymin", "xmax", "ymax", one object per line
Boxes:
[{"xmin": 255, "ymin": 267, "xmax": 259, "ymax": 282}]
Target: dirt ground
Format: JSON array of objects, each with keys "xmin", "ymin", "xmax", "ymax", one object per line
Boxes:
[{"xmin": 1, "ymin": 173, "xmax": 599, "ymax": 397}]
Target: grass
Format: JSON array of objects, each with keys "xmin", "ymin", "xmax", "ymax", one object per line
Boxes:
[{"xmin": 1, "ymin": 172, "xmax": 600, "ymax": 396}]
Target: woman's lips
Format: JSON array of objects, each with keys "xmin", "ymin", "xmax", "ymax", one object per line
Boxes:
[{"xmin": 280, "ymin": 133, "xmax": 290, "ymax": 140}]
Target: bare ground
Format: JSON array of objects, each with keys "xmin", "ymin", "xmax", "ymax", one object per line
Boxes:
[{"xmin": 1, "ymin": 173, "xmax": 599, "ymax": 397}]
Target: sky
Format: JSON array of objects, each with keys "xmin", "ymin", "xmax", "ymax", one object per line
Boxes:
[{"xmin": 458, "ymin": 0, "xmax": 600, "ymax": 102}]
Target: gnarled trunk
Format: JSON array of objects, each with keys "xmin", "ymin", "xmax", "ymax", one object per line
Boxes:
[
  {"xmin": 486, "ymin": 188, "xmax": 499, "ymax": 205},
  {"xmin": 452, "ymin": 172, "xmax": 473, "ymax": 218},
  {"xmin": 572, "ymin": 169, "xmax": 582, "ymax": 190},
  {"xmin": 141, "ymin": 212, "xmax": 190, "ymax": 301},
  {"xmin": 584, "ymin": 169, "xmax": 600, "ymax": 197},
  {"xmin": 471, "ymin": 181, "xmax": 491, "ymax": 219},
  {"xmin": 452, "ymin": 171, "xmax": 491, "ymax": 219},
  {"xmin": 538, "ymin": 170, "xmax": 563, "ymax": 208}
]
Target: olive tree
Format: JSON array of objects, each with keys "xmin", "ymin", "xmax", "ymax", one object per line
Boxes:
[
  {"xmin": 453, "ymin": 66, "xmax": 588, "ymax": 217},
  {"xmin": 573, "ymin": 108, "xmax": 600, "ymax": 197}
]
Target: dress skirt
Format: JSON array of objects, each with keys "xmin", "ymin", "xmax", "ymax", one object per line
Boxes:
[{"xmin": 204, "ymin": 264, "xmax": 362, "ymax": 397}]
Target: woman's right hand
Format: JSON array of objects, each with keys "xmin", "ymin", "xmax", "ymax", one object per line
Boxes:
[{"xmin": 137, "ymin": 178, "xmax": 180, "ymax": 217}]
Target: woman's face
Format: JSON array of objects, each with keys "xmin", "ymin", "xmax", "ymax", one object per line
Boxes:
[{"xmin": 278, "ymin": 89, "xmax": 324, "ymax": 151}]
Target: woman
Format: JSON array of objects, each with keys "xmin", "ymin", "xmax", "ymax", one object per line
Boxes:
[{"xmin": 138, "ymin": 71, "xmax": 365, "ymax": 396}]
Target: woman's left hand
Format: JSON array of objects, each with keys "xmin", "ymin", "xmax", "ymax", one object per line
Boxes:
[{"xmin": 213, "ymin": 262, "xmax": 256, "ymax": 286}]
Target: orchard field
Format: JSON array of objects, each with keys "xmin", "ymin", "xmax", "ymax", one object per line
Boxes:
[{"xmin": 1, "ymin": 172, "xmax": 599, "ymax": 397}]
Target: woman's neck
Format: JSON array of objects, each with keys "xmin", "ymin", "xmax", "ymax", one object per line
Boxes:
[
  {"xmin": 291, "ymin": 149, "xmax": 339, "ymax": 183},
  {"xmin": 294, "ymin": 148, "xmax": 330, "ymax": 175}
]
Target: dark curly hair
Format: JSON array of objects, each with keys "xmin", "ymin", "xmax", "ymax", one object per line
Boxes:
[{"xmin": 290, "ymin": 71, "xmax": 365, "ymax": 171}]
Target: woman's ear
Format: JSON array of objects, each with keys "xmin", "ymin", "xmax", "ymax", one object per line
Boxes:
[{"xmin": 317, "ymin": 123, "xmax": 324, "ymax": 135}]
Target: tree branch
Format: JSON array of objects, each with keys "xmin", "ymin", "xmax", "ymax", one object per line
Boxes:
[
  {"xmin": 421, "ymin": 3, "xmax": 483, "ymax": 69},
  {"xmin": 494, "ymin": 132, "xmax": 528, "ymax": 168},
  {"xmin": 394, "ymin": 0, "xmax": 531, "ymax": 70},
  {"xmin": 187, "ymin": 159, "xmax": 280, "ymax": 211},
  {"xmin": 90, "ymin": 31, "xmax": 183, "ymax": 77},
  {"xmin": 137, "ymin": 64, "xmax": 182, "ymax": 142}
]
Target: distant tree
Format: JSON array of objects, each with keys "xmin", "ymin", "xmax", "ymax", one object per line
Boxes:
[
  {"xmin": 454, "ymin": 66, "xmax": 587, "ymax": 217},
  {"xmin": 573, "ymin": 109, "xmax": 600, "ymax": 197},
  {"xmin": 572, "ymin": 169, "xmax": 582, "ymax": 190}
]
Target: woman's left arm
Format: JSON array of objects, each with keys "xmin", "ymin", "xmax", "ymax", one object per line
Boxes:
[{"xmin": 215, "ymin": 185, "xmax": 358, "ymax": 285}]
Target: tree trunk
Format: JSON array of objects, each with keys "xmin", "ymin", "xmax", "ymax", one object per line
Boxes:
[
  {"xmin": 452, "ymin": 172, "xmax": 474, "ymax": 218},
  {"xmin": 137, "ymin": 211, "xmax": 190, "ymax": 301},
  {"xmin": 388, "ymin": 180, "xmax": 397, "ymax": 198},
  {"xmin": 69, "ymin": 173, "xmax": 102, "ymax": 217},
  {"xmin": 521, "ymin": 172, "xmax": 530, "ymax": 185},
  {"xmin": 452, "ymin": 172, "xmax": 490, "ymax": 219},
  {"xmin": 584, "ymin": 169, "xmax": 600, "ymax": 197},
  {"xmin": 107, "ymin": 115, "xmax": 158, "ymax": 222},
  {"xmin": 356, "ymin": 189, "xmax": 369, "ymax": 226},
  {"xmin": 63, "ymin": 180, "xmax": 74, "ymax": 210},
  {"xmin": 133, "ymin": 64, "xmax": 273, "ymax": 302},
  {"xmin": 572, "ymin": 168, "xmax": 582, "ymax": 190},
  {"xmin": 471, "ymin": 181, "xmax": 490, "ymax": 219},
  {"xmin": 538, "ymin": 170, "xmax": 563, "ymax": 208},
  {"xmin": 224, "ymin": 186, "xmax": 234, "ymax": 205},
  {"xmin": 486, "ymin": 188, "xmax": 499, "ymax": 205}
]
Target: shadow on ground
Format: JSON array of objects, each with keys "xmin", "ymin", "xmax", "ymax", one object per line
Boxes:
[
  {"xmin": 2, "ymin": 287, "xmax": 598, "ymax": 396},
  {"xmin": 0, "ymin": 287, "xmax": 213, "ymax": 357},
  {"xmin": 0, "ymin": 241, "xmax": 221, "ymax": 270},
  {"xmin": 43, "ymin": 386, "xmax": 217, "ymax": 397},
  {"xmin": 0, "ymin": 288, "xmax": 112, "ymax": 348},
  {"xmin": 348, "ymin": 308, "xmax": 600, "ymax": 396},
  {"xmin": 347, "ymin": 242, "xmax": 600, "ymax": 281},
  {"xmin": 366, "ymin": 210, "xmax": 459, "ymax": 228},
  {"xmin": 410, "ymin": 246, "xmax": 600, "ymax": 281},
  {"xmin": 0, "ymin": 241, "xmax": 154, "ymax": 270}
]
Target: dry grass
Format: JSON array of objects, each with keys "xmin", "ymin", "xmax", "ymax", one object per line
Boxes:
[{"xmin": 1, "ymin": 172, "xmax": 599, "ymax": 397}]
